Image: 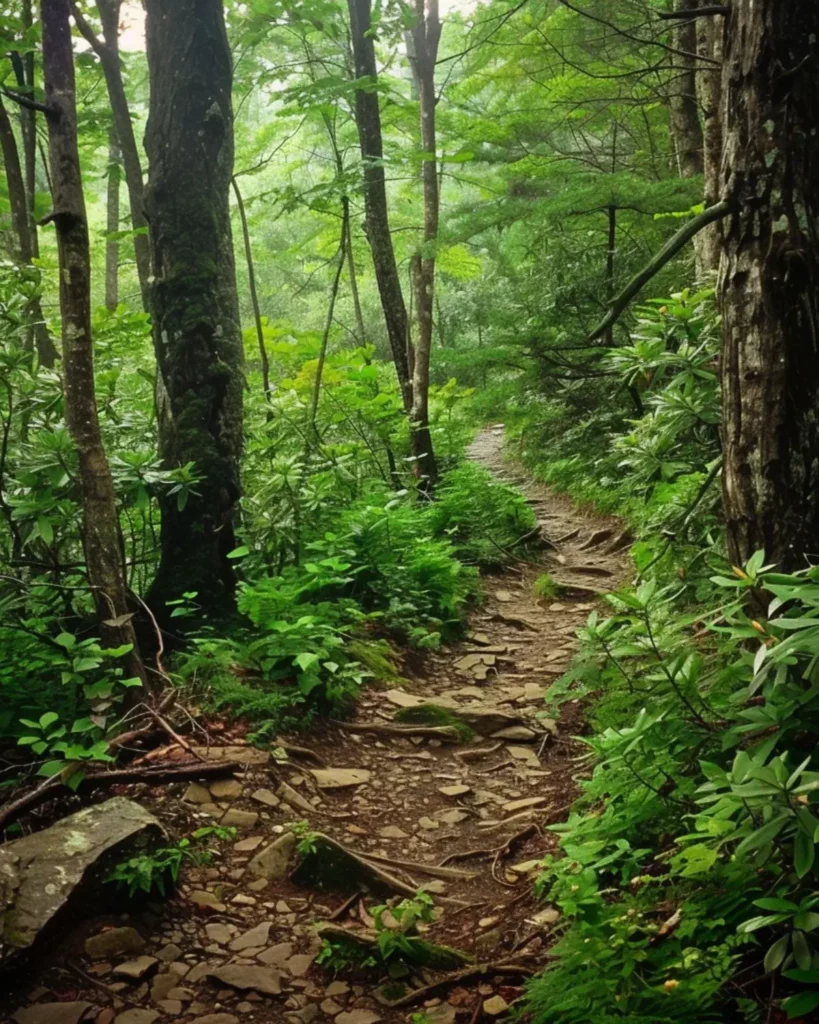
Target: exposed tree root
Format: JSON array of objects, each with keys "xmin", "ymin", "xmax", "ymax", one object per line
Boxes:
[{"xmin": 376, "ymin": 959, "xmax": 536, "ymax": 1008}]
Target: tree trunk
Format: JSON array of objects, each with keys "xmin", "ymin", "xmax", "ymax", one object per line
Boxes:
[
  {"xmin": 668, "ymin": 0, "xmax": 704, "ymax": 180},
  {"xmin": 345, "ymin": 203, "xmax": 366, "ymax": 344},
  {"xmin": 105, "ymin": 127, "xmax": 120, "ymax": 311},
  {"xmin": 232, "ymin": 175, "xmax": 271, "ymax": 403},
  {"xmin": 144, "ymin": 0, "xmax": 244, "ymax": 619},
  {"xmin": 40, "ymin": 0, "xmax": 144, "ymax": 682},
  {"xmin": 695, "ymin": 10, "xmax": 725, "ymax": 274},
  {"xmin": 0, "ymin": 94, "xmax": 58, "ymax": 367},
  {"xmin": 718, "ymin": 0, "xmax": 819, "ymax": 570},
  {"xmin": 71, "ymin": 0, "xmax": 151, "ymax": 309},
  {"xmin": 346, "ymin": 0, "xmax": 413, "ymax": 412},
  {"xmin": 408, "ymin": 0, "xmax": 441, "ymax": 490}
]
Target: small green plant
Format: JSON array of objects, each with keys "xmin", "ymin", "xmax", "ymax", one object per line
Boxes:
[
  {"xmin": 107, "ymin": 826, "xmax": 236, "ymax": 897},
  {"xmin": 289, "ymin": 819, "xmax": 319, "ymax": 855},
  {"xmin": 533, "ymin": 573, "xmax": 559, "ymax": 601}
]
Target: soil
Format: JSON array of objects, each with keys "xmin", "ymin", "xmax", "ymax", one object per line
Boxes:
[{"xmin": 2, "ymin": 426, "xmax": 632, "ymax": 1024}]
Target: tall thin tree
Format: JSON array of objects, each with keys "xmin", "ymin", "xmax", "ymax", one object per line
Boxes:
[
  {"xmin": 408, "ymin": 0, "xmax": 441, "ymax": 489},
  {"xmin": 346, "ymin": 0, "xmax": 413, "ymax": 411},
  {"xmin": 40, "ymin": 0, "xmax": 144, "ymax": 680}
]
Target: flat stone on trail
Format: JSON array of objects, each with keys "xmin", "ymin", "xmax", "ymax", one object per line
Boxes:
[
  {"xmin": 285, "ymin": 953, "xmax": 315, "ymax": 977},
  {"xmin": 483, "ymin": 995, "xmax": 509, "ymax": 1016},
  {"xmin": 183, "ymin": 783, "xmax": 213, "ymax": 804},
  {"xmin": 336, "ymin": 1012, "xmax": 381, "ymax": 1024},
  {"xmin": 310, "ymin": 768, "xmax": 371, "ymax": 789},
  {"xmin": 114, "ymin": 1012, "xmax": 160, "ymax": 1024},
  {"xmin": 439, "ymin": 784, "xmax": 471, "ymax": 798},
  {"xmin": 495, "ymin": 590, "xmax": 514, "ymax": 602},
  {"xmin": 13, "ymin": 1003, "xmax": 91, "ymax": 1024},
  {"xmin": 229, "ymin": 921, "xmax": 271, "ymax": 951},
  {"xmin": 379, "ymin": 825, "xmax": 409, "ymax": 839},
  {"xmin": 220, "ymin": 808, "xmax": 259, "ymax": 829},
  {"xmin": 438, "ymin": 809, "xmax": 468, "ymax": 825},
  {"xmin": 112, "ymin": 955, "xmax": 158, "ymax": 979},
  {"xmin": 506, "ymin": 745, "xmax": 541, "ymax": 767},
  {"xmin": 418, "ymin": 816, "xmax": 440, "ymax": 830},
  {"xmin": 251, "ymin": 788, "xmax": 280, "ymax": 807},
  {"xmin": 259, "ymin": 937, "xmax": 294, "ymax": 962},
  {"xmin": 384, "ymin": 689, "xmax": 426, "ymax": 708},
  {"xmin": 191, "ymin": 1016, "xmax": 240, "ymax": 1024},
  {"xmin": 247, "ymin": 832, "xmax": 296, "ymax": 880},
  {"xmin": 492, "ymin": 726, "xmax": 538, "ymax": 741},
  {"xmin": 188, "ymin": 890, "xmax": 227, "ymax": 912},
  {"xmin": 204, "ymin": 923, "xmax": 233, "ymax": 945},
  {"xmin": 523, "ymin": 683, "xmax": 546, "ymax": 701},
  {"xmin": 0, "ymin": 797, "xmax": 161, "ymax": 959},
  {"xmin": 511, "ymin": 859, "xmax": 543, "ymax": 875},
  {"xmin": 209, "ymin": 779, "xmax": 243, "ymax": 799},
  {"xmin": 234, "ymin": 835, "xmax": 264, "ymax": 852},
  {"xmin": 257, "ymin": 941, "xmax": 293, "ymax": 966},
  {"xmin": 85, "ymin": 926, "xmax": 146, "ymax": 959},
  {"xmin": 503, "ymin": 797, "xmax": 547, "ymax": 813},
  {"xmin": 205, "ymin": 964, "xmax": 282, "ymax": 995}
]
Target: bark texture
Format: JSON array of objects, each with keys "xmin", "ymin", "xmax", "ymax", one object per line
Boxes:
[
  {"xmin": 409, "ymin": 0, "xmax": 441, "ymax": 489},
  {"xmin": 0, "ymin": 94, "xmax": 58, "ymax": 366},
  {"xmin": 232, "ymin": 176, "xmax": 271, "ymax": 404},
  {"xmin": 144, "ymin": 0, "xmax": 244, "ymax": 616},
  {"xmin": 347, "ymin": 0, "xmax": 413, "ymax": 411},
  {"xmin": 72, "ymin": 0, "xmax": 151, "ymax": 308},
  {"xmin": 105, "ymin": 128, "xmax": 120, "ymax": 310},
  {"xmin": 695, "ymin": 11, "xmax": 725, "ymax": 274},
  {"xmin": 718, "ymin": 0, "xmax": 819, "ymax": 570},
  {"xmin": 668, "ymin": 0, "xmax": 704, "ymax": 179},
  {"xmin": 40, "ymin": 0, "xmax": 143, "ymax": 677}
]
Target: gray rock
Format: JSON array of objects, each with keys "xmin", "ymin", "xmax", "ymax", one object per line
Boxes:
[
  {"xmin": 13, "ymin": 1003, "xmax": 91, "ymax": 1024},
  {"xmin": 112, "ymin": 954, "xmax": 159, "ymax": 979},
  {"xmin": 335, "ymin": 1012, "xmax": 381, "ymax": 1024},
  {"xmin": 85, "ymin": 926, "xmax": 146, "ymax": 959},
  {"xmin": 0, "ymin": 797, "xmax": 161, "ymax": 960},
  {"xmin": 191, "ymin": 1017, "xmax": 240, "ymax": 1024},
  {"xmin": 205, "ymin": 964, "xmax": 283, "ymax": 995},
  {"xmin": 114, "ymin": 1011, "xmax": 160, "ymax": 1024},
  {"xmin": 247, "ymin": 832, "xmax": 296, "ymax": 880},
  {"xmin": 229, "ymin": 921, "xmax": 271, "ymax": 951}
]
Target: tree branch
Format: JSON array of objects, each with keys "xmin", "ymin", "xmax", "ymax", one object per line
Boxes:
[
  {"xmin": 1, "ymin": 87, "xmax": 52, "ymax": 116},
  {"xmin": 587, "ymin": 200, "xmax": 734, "ymax": 342},
  {"xmin": 658, "ymin": 6, "xmax": 729, "ymax": 19}
]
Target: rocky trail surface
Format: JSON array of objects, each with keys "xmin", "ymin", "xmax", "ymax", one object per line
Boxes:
[{"xmin": 3, "ymin": 427, "xmax": 631, "ymax": 1024}]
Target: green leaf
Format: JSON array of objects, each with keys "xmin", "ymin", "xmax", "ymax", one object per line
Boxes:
[
  {"xmin": 763, "ymin": 933, "xmax": 789, "ymax": 973},
  {"xmin": 227, "ymin": 545, "xmax": 249, "ymax": 559},
  {"xmin": 736, "ymin": 813, "xmax": 790, "ymax": 856},
  {"xmin": 783, "ymin": 991, "xmax": 819, "ymax": 1019},
  {"xmin": 37, "ymin": 760, "xmax": 65, "ymax": 778},
  {"xmin": 794, "ymin": 912, "xmax": 819, "ymax": 932},
  {"xmin": 793, "ymin": 929, "xmax": 813, "ymax": 970},
  {"xmin": 39, "ymin": 712, "xmax": 59, "ymax": 730},
  {"xmin": 794, "ymin": 832, "xmax": 816, "ymax": 878},
  {"xmin": 295, "ymin": 652, "xmax": 320, "ymax": 672},
  {"xmin": 37, "ymin": 515, "xmax": 53, "ymax": 545}
]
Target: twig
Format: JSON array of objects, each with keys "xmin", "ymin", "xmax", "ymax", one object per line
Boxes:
[
  {"xmin": 377, "ymin": 959, "xmax": 536, "ymax": 1008},
  {"xmin": 333, "ymin": 721, "xmax": 463, "ymax": 742},
  {"xmin": 361, "ymin": 852, "xmax": 478, "ymax": 881},
  {"xmin": 328, "ymin": 891, "xmax": 362, "ymax": 922}
]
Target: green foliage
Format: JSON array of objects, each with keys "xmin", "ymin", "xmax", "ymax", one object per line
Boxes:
[
  {"xmin": 106, "ymin": 826, "xmax": 237, "ymax": 898},
  {"xmin": 533, "ymin": 573, "xmax": 559, "ymax": 601}
]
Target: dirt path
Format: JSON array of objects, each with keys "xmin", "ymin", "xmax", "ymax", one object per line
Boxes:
[{"xmin": 6, "ymin": 426, "xmax": 632, "ymax": 1024}]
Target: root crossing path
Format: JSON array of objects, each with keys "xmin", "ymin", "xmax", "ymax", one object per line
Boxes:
[{"xmin": 8, "ymin": 426, "xmax": 632, "ymax": 1024}]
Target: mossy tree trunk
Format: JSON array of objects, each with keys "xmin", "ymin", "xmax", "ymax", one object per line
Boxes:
[
  {"xmin": 40, "ymin": 0, "xmax": 144, "ymax": 683},
  {"xmin": 143, "ymin": 0, "xmax": 244, "ymax": 619},
  {"xmin": 718, "ymin": 0, "xmax": 819, "ymax": 570}
]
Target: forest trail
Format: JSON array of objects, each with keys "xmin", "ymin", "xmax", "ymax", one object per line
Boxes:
[{"xmin": 7, "ymin": 427, "xmax": 632, "ymax": 1024}]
